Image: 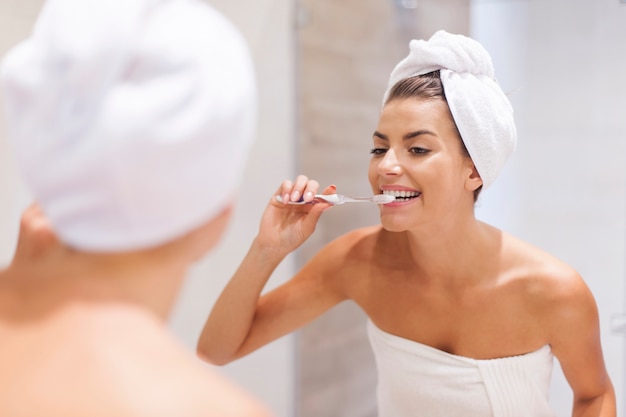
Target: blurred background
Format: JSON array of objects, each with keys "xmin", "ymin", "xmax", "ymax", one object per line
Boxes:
[{"xmin": 0, "ymin": 0, "xmax": 624, "ymax": 416}]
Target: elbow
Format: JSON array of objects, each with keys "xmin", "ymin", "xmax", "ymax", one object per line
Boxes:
[{"xmin": 573, "ymin": 384, "xmax": 616, "ymax": 417}]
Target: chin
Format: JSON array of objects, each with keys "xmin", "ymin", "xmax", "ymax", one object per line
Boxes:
[
  {"xmin": 379, "ymin": 215, "xmax": 410, "ymax": 233},
  {"xmin": 381, "ymin": 225, "xmax": 407, "ymax": 233}
]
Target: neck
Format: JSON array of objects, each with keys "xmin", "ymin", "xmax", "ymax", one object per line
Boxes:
[
  {"xmin": 74, "ymin": 250, "xmax": 188, "ymax": 320},
  {"xmin": 9, "ymin": 244, "xmax": 189, "ymax": 322},
  {"xmin": 398, "ymin": 215, "xmax": 500, "ymax": 288}
]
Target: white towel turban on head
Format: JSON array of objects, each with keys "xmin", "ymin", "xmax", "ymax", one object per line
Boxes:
[
  {"xmin": 1, "ymin": 0, "xmax": 257, "ymax": 251},
  {"xmin": 382, "ymin": 30, "xmax": 516, "ymax": 190}
]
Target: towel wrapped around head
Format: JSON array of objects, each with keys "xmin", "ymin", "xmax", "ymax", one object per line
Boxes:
[
  {"xmin": 1, "ymin": 0, "xmax": 256, "ymax": 251},
  {"xmin": 383, "ymin": 30, "xmax": 516, "ymax": 190}
]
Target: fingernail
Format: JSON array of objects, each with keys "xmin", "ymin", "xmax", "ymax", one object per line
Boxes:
[
  {"xmin": 292, "ymin": 190, "xmax": 300, "ymax": 201},
  {"xmin": 283, "ymin": 193, "xmax": 290, "ymax": 203},
  {"xmin": 304, "ymin": 191, "xmax": 313, "ymax": 200}
]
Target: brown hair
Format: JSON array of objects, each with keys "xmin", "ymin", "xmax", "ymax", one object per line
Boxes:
[{"xmin": 385, "ymin": 71, "xmax": 482, "ymax": 200}]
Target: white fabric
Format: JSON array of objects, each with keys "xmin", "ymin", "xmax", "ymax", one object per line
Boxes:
[
  {"xmin": 383, "ymin": 30, "xmax": 516, "ymax": 189},
  {"xmin": 1, "ymin": 0, "xmax": 256, "ymax": 251},
  {"xmin": 367, "ymin": 320, "xmax": 556, "ymax": 417}
]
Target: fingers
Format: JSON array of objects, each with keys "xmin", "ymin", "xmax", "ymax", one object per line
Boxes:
[
  {"xmin": 13, "ymin": 202, "xmax": 62, "ymax": 263},
  {"xmin": 19, "ymin": 203, "xmax": 56, "ymax": 240},
  {"xmin": 278, "ymin": 175, "xmax": 320, "ymax": 204}
]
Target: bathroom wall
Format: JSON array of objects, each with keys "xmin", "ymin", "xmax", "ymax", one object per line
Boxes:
[{"xmin": 0, "ymin": 1, "xmax": 298, "ymax": 415}]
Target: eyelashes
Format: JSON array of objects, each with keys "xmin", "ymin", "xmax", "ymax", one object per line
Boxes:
[
  {"xmin": 409, "ymin": 147, "xmax": 430, "ymax": 155},
  {"xmin": 369, "ymin": 147, "xmax": 430, "ymax": 156}
]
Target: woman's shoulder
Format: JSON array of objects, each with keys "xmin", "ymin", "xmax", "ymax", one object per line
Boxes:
[
  {"xmin": 330, "ymin": 224, "xmax": 384, "ymax": 242},
  {"xmin": 318, "ymin": 225, "xmax": 384, "ymax": 258},
  {"xmin": 301, "ymin": 225, "xmax": 383, "ymax": 276},
  {"xmin": 127, "ymin": 338, "xmax": 272, "ymax": 417},
  {"xmin": 0, "ymin": 305, "xmax": 272, "ymax": 417},
  {"xmin": 499, "ymin": 230, "xmax": 591, "ymax": 306},
  {"xmin": 84, "ymin": 310, "xmax": 272, "ymax": 416},
  {"xmin": 498, "ymin": 232, "xmax": 602, "ymax": 354}
]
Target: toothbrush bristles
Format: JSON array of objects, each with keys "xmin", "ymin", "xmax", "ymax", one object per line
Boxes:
[{"xmin": 375, "ymin": 194, "xmax": 396, "ymax": 204}]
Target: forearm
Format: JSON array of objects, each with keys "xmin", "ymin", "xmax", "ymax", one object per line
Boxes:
[{"xmin": 197, "ymin": 238, "xmax": 287, "ymax": 365}]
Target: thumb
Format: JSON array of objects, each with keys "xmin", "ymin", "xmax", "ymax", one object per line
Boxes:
[{"xmin": 321, "ymin": 184, "xmax": 336, "ymax": 195}]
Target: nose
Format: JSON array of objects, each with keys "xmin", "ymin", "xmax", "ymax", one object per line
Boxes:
[{"xmin": 377, "ymin": 149, "xmax": 402, "ymax": 176}]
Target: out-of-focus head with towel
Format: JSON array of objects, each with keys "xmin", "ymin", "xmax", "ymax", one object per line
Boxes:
[
  {"xmin": 1, "ymin": 0, "xmax": 257, "ymax": 252},
  {"xmin": 382, "ymin": 30, "xmax": 516, "ymax": 191}
]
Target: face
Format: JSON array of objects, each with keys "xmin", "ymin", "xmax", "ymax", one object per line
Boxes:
[{"xmin": 368, "ymin": 98, "xmax": 481, "ymax": 232}]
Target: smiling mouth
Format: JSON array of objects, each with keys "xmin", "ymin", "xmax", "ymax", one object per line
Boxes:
[{"xmin": 381, "ymin": 190, "xmax": 421, "ymax": 202}]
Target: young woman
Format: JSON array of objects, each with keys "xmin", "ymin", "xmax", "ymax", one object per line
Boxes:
[
  {"xmin": 198, "ymin": 31, "xmax": 615, "ymax": 416},
  {"xmin": 0, "ymin": 0, "xmax": 270, "ymax": 415}
]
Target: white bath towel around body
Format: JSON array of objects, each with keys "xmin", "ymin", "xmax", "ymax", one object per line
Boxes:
[{"xmin": 367, "ymin": 320, "xmax": 557, "ymax": 417}]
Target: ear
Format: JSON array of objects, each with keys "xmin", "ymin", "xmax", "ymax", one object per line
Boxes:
[{"xmin": 464, "ymin": 163, "xmax": 483, "ymax": 192}]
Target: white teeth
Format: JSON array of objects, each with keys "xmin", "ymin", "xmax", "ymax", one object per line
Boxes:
[{"xmin": 382, "ymin": 190, "xmax": 420, "ymax": 198}]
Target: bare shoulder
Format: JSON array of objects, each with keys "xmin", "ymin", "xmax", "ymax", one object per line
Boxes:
[
  {"xmin": 0, "ymin": 306, "xmax": 272, "ymax": 417},
  {"xmin": 103, "ymin": 314, "xmax": 270, "ymax": 417},
  {"xmin": 76, "ymin": 309, "xmax": 273, "ymax": 417},
  {"xmin": 502, "ymin": 231, "xmax": 587, "ymax": 293},
  {"xmin": 138, "ymin": 348, "xmax": 274, "ymax": 417},
  {"xmin": 313, "ymin": 225, "xmax": 384, "ymax": 265},
  {"xmin": 115, "ymin": 336, "xmax": 272, "ymax": 417},
  {"xmin": 500, "ymin": 232, "xmax": 613, "ymax": 403},
  {"xmin": 288, "ymin": 226, "xmax": 380, "ymax": 297},
  {"xmin": 500, "ymin": 231, "xmax": 597, "ymax": 324}
]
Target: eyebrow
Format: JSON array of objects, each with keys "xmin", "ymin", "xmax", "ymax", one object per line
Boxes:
[{"xmin": 373, "ymin": 130, "xmax": 437, "ymax": 141}]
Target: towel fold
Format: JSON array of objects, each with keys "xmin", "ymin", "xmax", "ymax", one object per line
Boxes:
[
  {"xmin": 383, "ymin": 31, "xmax": 516, "ymax": 190},
  {"xmin": 1, "ymin": 0, "xmax": 256, "ymax": 251}
]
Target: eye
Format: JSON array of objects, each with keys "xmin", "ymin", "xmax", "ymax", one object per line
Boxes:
[
  {"xmin": 370, "ymin": 148, "xmax": 387, "ymax": 156},
  {"xmin": 409, "ymin": 147, "xmax": 430, "ymax": 155}
]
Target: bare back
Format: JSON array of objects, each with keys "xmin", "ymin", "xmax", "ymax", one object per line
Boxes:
[{"xmin": 0, "ymin": 271, "xmax": 270, "ymax": 417}]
